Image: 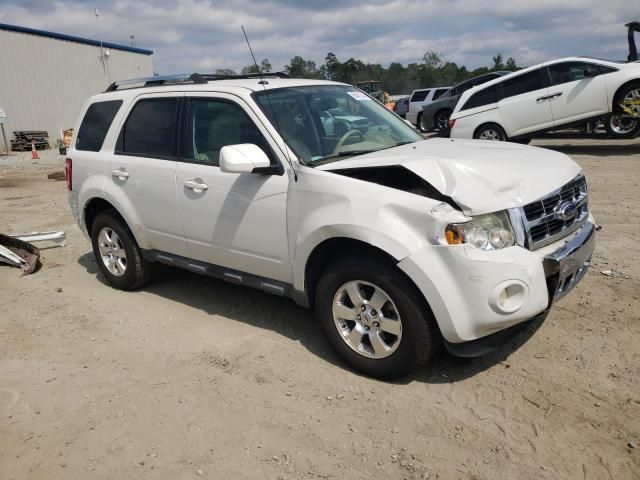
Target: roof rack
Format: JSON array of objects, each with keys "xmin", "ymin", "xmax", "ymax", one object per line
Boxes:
[{"xmin": 104, "ymin": 72, "xmax": 290, "ymax": 92}]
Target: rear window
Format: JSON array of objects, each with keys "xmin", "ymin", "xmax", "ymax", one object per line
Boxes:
[
  {"xmin": 410, "ymin": 90, "xmax": 430, "ymax": 102},
  {"xmin": 432, "ymin": 88, "xmax": 449, "ymax": 100},
  {"xmin": 75, "ymin": 100, "xmax": 122, "ymax": 152},
  {"xmin": 502, "ymin": 70, "xmax": 544, "ymax": 99},
  {"xmin": 461, "ymin": 84, "xmax": 499, "ymax": 111},
  {"xmin": 117, "ymin": 98, "xmax": 178, "ymax": 158}
]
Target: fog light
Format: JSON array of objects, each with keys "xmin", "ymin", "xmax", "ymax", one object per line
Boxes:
[{"xmin": 488, "ymin": 280, "xmax": 528, "ymax": 314}]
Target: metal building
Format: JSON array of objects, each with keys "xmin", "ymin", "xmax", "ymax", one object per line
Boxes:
[{"xmin": 0, "ymin": 22, "xmax": 153, "ymax": 152}]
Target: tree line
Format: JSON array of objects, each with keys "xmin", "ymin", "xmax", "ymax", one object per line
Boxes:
[{"xmin": 212, "ymin": 51, "xmax": 520, "ymax": 95}]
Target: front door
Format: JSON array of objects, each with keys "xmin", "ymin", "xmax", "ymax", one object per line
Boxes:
[
  {"xmin": 107, "ymin": 93, "xmax": 189, "ymax": 257},
  {"xmin": 546, "ymin": 61, "xmax": 609, "ymax": 126},
  {"xmin": 497, "ymin": 68, "xmax": 554, "ymax": 137},
  {"xmin": 176, "ymin": 94, "xmax": 291, "ymax": 283}
]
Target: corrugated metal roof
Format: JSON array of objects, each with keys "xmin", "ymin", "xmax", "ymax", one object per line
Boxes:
[{"xmin": 0, "ymin": 22, "xmax": 153, "ymax": 55}]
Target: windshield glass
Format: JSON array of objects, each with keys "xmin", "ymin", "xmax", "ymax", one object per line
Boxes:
[{"xmin": 254, "ymin": 85, "xmax": 423, "ymax": 165}]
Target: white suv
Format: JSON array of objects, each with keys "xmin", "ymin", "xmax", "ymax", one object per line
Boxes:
[
  {"xmin": 405, "ymin": 87, "xmax": 450, "ymax": 129},
  {"xmin": 67, "ymin": 73, "xmax": 595, "ymax": 378},
  {"xmin": 449, "ymin": 57, "xmax": 640, "ymax": 141}
]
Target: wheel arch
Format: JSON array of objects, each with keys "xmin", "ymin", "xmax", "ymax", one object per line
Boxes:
[
  {"xmin": 612, "ymin": 79, "xmax": 640, "ymax": 114},
  {"xmin": 473, "ymin": 121, "xmax": 507, "ymax": 140},
  {"xmin": 83, "ymin": 197, "xmax": 146, "ymax": 248}
]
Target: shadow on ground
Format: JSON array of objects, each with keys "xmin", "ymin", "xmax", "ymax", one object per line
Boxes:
[{"xmin": 78, "ymin": 252, "xmax": 547, "ymax": 384}]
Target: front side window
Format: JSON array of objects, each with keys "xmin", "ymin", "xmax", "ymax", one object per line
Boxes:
[
  {"xmin": 548, "ymin": 62, "xmax": 601, "ymax": 85},
  {"xmin": 461, "ymin": 84, "xmax": 499, "ymax": 111},
  {"xmin": 254, "ymin": 85, "xmax": 423, "ymax": 165},
  {"xmin": 502, "ymin": 69, "xmax": 544, "ymax": 99},
  {"xmin": 186, "ymin": 99, "xmax": 273, "ymax": 166},
  {"xmin": 118, "ymin": 98, "xmax": 178, "ymax": 157},
  {"xmin": 76, "ymin": 100, "xmax": 122, "ymax": 152}
]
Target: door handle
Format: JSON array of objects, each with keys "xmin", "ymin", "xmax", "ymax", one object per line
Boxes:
[
  {"xmin": 536, "ymin": 95, "xmax": 550, "ymax": 103},
  {"xmin": 184, "ymin": 179, "xmax": 208, "ymax": 192},
  {"xmin": 548, "ymin": 92, "xmax": 563, "ymax": 100},
  {"xmin": 111, "ymin": 168, "xmax": 129, "ymax": 180}
]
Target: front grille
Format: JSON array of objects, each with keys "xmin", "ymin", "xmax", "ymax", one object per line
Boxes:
[{"xmin": 521, "ymin": 175, "xmax": 589, "ymax": 250}]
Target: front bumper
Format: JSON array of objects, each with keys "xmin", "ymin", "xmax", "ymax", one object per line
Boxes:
[{"xmin": 398, "ymin": 221, "xmax": 595, "ymax": 345}]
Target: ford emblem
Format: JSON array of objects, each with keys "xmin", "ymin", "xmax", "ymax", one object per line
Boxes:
[{"xmin": 557, "ymin": 201, "xmax": 577, "ymax": 221}]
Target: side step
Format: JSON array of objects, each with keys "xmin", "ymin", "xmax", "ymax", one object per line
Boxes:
[{"xmin": 142, "ymin": 249, "xmax": 307, "ymax": 306}]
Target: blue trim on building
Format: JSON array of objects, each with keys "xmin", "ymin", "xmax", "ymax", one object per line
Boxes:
[{"xmin": 0, "ymin": 22, "xmax": 153, "ymax": 55}]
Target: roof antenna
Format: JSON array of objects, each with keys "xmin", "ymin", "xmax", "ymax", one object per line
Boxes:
[{"xmin": 241, "ymin": 25, "xmax": 297, "ymax": 181}]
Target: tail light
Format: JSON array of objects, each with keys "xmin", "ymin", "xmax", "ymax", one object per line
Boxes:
[
  {"xmin": 448, "ymin": 119, "xmax": 456, "ymax": 129},
  {"xmin": 65, "ymin": 158, "xmax": 72, "ymax": 191}
]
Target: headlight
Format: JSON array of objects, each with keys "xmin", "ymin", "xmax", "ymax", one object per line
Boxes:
[{"xmin": 445, "ymin": 211, "xmax": 515, "ymax": 250}]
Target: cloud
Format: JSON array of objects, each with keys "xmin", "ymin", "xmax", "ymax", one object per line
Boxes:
[{"xmin": 0, "ymin": 0, "xmax": 633, "ymax": 75}]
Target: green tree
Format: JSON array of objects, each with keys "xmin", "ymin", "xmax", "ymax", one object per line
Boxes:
[
  {"xmin": 505, "ymin": 57, "xmax": 518, "ymax": 71},
  {"xmin": 214, "ymin": 68, "xmax": 237, "ymax": 76},
  {"xmin": 260, "ymin": 58, "xmax": 272, "ymax": 73},
  {"xmin": 492, "ymin": 53, "xmax": 505, "ymax": 71}
]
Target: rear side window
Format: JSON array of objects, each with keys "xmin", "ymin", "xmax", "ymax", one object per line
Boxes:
[
  {"xmin": 118, "ymin": 98, "xmax": 178, "ymax": 157},
  {"xmin": 461, "ymin": 84, "xmax": 499, "ymax": 111},
  {"xmin": 75, "ymin": 100, "xmax": 122, "ymax": 152},
  {"xmin": 433, "ymin": 88, "xmax": 449, "ymax": 100},
  {"xmin": 502, "ymin": 70, "xmax": 544, "ymax": 99},
  {"xmin": 410, "ymin": 90, "xmax": 430, "ymax": 102}
]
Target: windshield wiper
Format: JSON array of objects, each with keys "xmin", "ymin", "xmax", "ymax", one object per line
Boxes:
[{"xmin": 308, "ymin": 150, "xmax": 379, "ymax": 166}]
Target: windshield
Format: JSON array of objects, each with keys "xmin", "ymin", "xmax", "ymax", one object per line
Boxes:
[{"xmin": 254, "ymin": 85, "xmax": 423, "ymax": 165}]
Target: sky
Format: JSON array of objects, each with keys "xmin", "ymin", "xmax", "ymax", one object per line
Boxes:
[{"xmin": 0, "ymin": 0, "xmax": 636, "ymax": 74}]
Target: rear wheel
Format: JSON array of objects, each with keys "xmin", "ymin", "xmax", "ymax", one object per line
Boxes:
[
  {"xmin": 474, "ymin": 123, "xmax": 507, "ymax": 141},
  {"xmin": 434, "ymin": 109, "xmax": 452, "ymax": 132},
  {"xmin": 315, "ymin": 257, "xmax": 437, "ymax": 379},
  {"xmin": 605, "ymin": 114, "xmax": 640, "ymax": 139},
  {"xmin": 416, "ymin": 112, "xmax": 426, "ymax": 132},
  {"xmin": 91, "ymin": 211, "xmax": 153, "ymax": 290}
]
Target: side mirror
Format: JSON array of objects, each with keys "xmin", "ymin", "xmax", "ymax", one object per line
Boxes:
[
  {"xmin": 583, "ymin": 67, "xmax": 599, "ymax": 78},
  {"xmin": 219, "ymin": 143, "xmax": 271, "ymax": 174}
]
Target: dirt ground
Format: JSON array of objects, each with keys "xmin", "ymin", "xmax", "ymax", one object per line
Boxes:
[{"xmin": 0, "ymin": 135, "xmax": 639, "ymax": 480}]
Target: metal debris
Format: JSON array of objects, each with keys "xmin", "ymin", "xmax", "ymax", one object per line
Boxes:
[
  {"xmin": 12, "ymin": 231, "xmax": 66, "ymax": 248},
  {"xmin": 0, "ymin": 233, "xmax": 40, "ymax": 274}
]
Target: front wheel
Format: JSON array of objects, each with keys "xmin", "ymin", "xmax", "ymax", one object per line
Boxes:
[
  {"xmin": 315, "ymin": 257, "xmax": 437, "ymax": 379},
  {"xmin": 474, "ymin": 123, "xmax": 507, "ymax": 141},
  {"xmin": 604, "ymin": 114, "xmax": 640, "ymax": 139}
]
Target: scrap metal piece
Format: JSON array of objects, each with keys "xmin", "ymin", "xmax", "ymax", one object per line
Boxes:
[
  {"xmin": 0, "ymin": 233, "xmax": 40, "ymax": 274},
  {"xmin": 13, "ymin": 231, "xmax": 66, "ymax": 248}
]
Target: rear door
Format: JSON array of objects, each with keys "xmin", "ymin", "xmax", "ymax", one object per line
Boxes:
[
  {"xmin": 496, "ymin": 68, "xmax": 553, "ymax": 137},
  {"xmin": 107, "ymin": 93, "xmax": 189, "ymax": 257},
  {"xmin": 545, "ymin": 61, "xmax": 609, "ymax": 126},
  {"xmin": 176, "ymin": 93, "xmax": 291, "ymax": 282}
]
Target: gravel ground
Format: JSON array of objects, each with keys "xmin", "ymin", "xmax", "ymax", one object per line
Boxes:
[{"xmin": 0, "ymin": 135, "xmax": 639, "ymax": 480}]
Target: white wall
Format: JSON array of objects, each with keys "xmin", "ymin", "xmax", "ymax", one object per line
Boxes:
[{"xmin": 0, "ymin": 28, "xmax": 153, "ymax": 152}]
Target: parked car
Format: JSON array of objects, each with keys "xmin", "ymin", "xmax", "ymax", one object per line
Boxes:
[
  {"xmin": 67, "ymin": 73, "xmax": 595, "ymax": 379},
  {"xmin": 420, "ymin": 72, "xmax": 510, "ymax": 133},
  {"xmin": 392, "ymin": 96, "xmax": 409, "ymax": 118},
  {"xmin": 405, "ymin": 87, "xmax": 450, "ymax": 128},
  {"xmin": 449, "ymin": 57, "xmax": 640, "ymax": 141}
]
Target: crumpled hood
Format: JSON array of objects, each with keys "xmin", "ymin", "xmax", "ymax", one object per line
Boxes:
[{"xmin": 318, "ymin": 137, "xmax": 581, "ymax": 214}]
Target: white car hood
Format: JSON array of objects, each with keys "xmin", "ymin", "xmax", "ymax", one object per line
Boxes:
[{"xmin": 318, "ymin": 137, "xmax": 581, "ymax": 215}]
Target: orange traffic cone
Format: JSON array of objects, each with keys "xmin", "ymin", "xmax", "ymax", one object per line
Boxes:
[{"xmin": 31, "ymin": 140, "xmax": 40, "ymax": 161}]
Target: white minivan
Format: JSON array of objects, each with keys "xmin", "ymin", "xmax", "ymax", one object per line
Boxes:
[
  {"xmin": 405, "ymin": 87, "xmax": 450, "ymax": 129},
  {"xmin": 449, "ymin": 57, "xmax": 640, "ymax": 142}
]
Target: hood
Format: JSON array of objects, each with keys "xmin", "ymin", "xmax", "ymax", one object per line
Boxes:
[{"xmin": 318, "ymin": 137, "xmax": 581, "ymax": 215}]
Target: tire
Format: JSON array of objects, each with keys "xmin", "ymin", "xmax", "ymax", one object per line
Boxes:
[
  {"xmin": 315, "ymin": 257, "xmax": 438, "ymax": 379},
  {"xmin": 90, "ymin": 210, "xmax": 153, "ymax": 290},
  {"xmin": 417, "ymin": 112, "xmax": 426, "ymax": 133},
  {"xmin": 474, "ymin": 123, "xmax": 507, "ymax": 141},
  {"xmin": 604, "ymin": 114, "xmax": 640, "ymax": 139},
  {"xmin": 434, "ymin": 109, "xmax": 452, "ymax": 132}
]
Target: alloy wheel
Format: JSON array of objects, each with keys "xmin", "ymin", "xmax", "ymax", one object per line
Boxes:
[
  {"xmin": 97, "ymin": 227, "xmax": 127, "ymax": 277},
  {"xmin": 478, "ymin": 128, "xmax": 501, "ymax": 141},
  {"xmin": 332, "ymin": 280, "xmax": 402, "ymax": 359}
]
